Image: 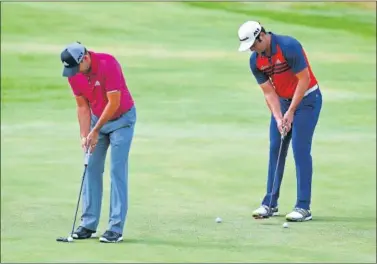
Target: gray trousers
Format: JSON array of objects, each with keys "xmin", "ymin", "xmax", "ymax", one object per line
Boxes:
[{"xmin": 80, "ymin": 106, "xmax": 136, "ymax": 234}]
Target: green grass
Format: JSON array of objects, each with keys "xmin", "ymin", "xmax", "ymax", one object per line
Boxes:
[{"xmin": 1, "ymin": 2, "xmax": 376, "ymax": 263}]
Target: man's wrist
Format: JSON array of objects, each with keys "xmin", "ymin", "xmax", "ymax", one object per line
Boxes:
[
  {"xmin": 274, "ymin": 113, "xmax": 283, "ymax": 121},
  {"xmin": 92, "ymin": 126, "xmax": 100, "ymax": 133},
  {"xmin": 287, "ymin": 107, "xmax": 296, "ymax": 113}
]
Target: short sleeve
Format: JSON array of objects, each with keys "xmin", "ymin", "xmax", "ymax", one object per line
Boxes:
[
  {"xmin": 280, "ymin": 37, "xmax": 308, "ymax": 74},
  {"xmin": 250, "ymin": 54, "xmax": 269, "ymax": 85},
  {"xmin": 68, "ymin": 77, "xmax": 82, "ymax": 96},
  {"xmin": 105, "ymin": 57, "xmax": 123, "ymax": 92}
]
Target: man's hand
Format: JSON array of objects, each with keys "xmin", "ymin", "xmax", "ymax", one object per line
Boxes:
[
  {"xmin": 283, "ymin": 109, "xmax": 294, "ymax": 133},
  {"xmin": 86, "ymin": 130, "xmax": 99, "ymax": 153}
]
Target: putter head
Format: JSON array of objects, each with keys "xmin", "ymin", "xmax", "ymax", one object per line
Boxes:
[
  {"xmin": 253, "ymin": 213, "xmax": 271, "ymax": 220},
  {"xmin": 56, "ymin": 236, "xmax": 74, "ymax": 243},
  {"xmin": 253, "ymin": 208, "xmax": 274, "ymax": 220}
]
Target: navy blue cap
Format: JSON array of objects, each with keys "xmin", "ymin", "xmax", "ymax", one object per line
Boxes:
[{"xmin": 60, "ymin": 42, "xmax": 86, "ymax": 77}]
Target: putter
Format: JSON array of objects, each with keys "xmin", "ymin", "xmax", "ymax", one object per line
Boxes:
[
  {"xmin": 254, "ymin": 126, "xmax": 287, "ymax": 220},
  {"xmin": 57, "ymin": 150, "xmax": 90, "ymax": 243}
]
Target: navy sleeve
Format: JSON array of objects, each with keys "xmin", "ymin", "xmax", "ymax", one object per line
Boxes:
[
  {"xmin": 280, "ymin": 37, "xmax": 308, "ymax": 74},
  {"xmin": 249, "ymin": 53, "xmax": 269, "ymax": 85}
]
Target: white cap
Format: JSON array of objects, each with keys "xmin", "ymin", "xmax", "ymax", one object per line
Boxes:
[{"xmin": 238, "ymin": 21, "xmax": 262, "ymax": 52}]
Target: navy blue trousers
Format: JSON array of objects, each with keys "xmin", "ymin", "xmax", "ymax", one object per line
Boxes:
[{"xmin": 262, "ymin": 88, "xmax": 322, "ymax": 210}]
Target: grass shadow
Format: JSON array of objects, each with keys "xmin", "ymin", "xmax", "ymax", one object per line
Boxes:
[{"xmin": 122, "ymin": 237, "xmax": 266, "ymax": 250}]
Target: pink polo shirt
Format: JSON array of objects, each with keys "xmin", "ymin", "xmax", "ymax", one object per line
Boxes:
[{"xmin": 68, "ymin": 51, "xmax": 134, "ymax": 120}]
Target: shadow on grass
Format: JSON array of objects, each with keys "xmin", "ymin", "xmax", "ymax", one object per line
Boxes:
[{"xmin": 121, "ymin": 237, "xmax": 256, "ymax": 250}]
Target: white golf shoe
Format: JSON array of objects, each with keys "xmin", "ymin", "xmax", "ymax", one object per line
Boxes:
[
  {"xmin": 252, "ymin": 205, "xmax": 279, "ymax": 217},
  {"xmin": 286, "ymin": 208, "xmax": 312, "ymax": 222}
]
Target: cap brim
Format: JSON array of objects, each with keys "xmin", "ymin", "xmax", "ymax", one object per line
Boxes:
[
  {"xmin": 238, "ymin": 38, "xmax": 256, "ymax": 52},
  {"xmin": 62, "ymin": 65, "xmax": 79, "ymax": 77}
]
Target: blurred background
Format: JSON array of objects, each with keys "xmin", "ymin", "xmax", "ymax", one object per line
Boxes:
[{"xmin": 1, "ymin": 1, "xmax": 376, "ymax": 263}]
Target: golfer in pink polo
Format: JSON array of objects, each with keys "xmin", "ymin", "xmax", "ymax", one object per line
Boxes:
[{"xmin": 60, "ymin": 42, "xmax": 136, "ymax": 243}]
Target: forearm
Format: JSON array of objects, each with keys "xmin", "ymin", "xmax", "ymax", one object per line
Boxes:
[
  {"xmin": 265, "ymin": 92, "xmax": 283, "ymax": 120},
  {"xmin": 77, "ymin": 106, "xmax": 91, "ymax": 138},
  {"xmin": 288, "ymin": 78, "xmax": 310, "ymax": 112},
  {"xmin": 92, "ymin": 102, "xmax": 120, "ymax": 132}
]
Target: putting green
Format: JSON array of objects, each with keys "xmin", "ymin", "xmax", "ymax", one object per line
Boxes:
[{"xmin": 1, "ymin": 2, "xmax": 376, "ymax": 263}]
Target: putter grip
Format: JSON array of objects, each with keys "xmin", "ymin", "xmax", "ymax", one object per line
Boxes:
[
  {"xmin": 84, "ymin": 152, "xmax": 90, "ymax": 165},
  {"xmin": 281, "ymin": 126, "xmax": 286, "ymax": 139}
]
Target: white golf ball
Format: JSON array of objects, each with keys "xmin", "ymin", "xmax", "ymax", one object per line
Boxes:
[
  {"xmin": 283, "ymin": 222, "xmax": 289, "ymax": 228},
  {"xmin": 67, "ymin": 236, "xmax": 73, "ymax": 242},
  {"xmin": 215, "ymin": 217, "xmax": 222, "ymax": 223}
]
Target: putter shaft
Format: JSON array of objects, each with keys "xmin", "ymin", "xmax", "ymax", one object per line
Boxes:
[{"xmin": 256, "ymin": 126, "xmax": 287, "ymax": 220}]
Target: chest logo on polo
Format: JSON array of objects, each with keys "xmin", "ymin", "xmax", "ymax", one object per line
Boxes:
[{"xmin": 95, "ymin": 81, "xmax": 101, "ymax": 86}]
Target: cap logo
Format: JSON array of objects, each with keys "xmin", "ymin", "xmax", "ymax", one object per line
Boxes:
[
  {"xmin": 77, "ymin": 52, "xmax": 83, "ymax": 62},
  {"xmin": 240, "ymin": 36, "xmax": 249, "ymax": 41},
  {"xmin": 254, "ymin": 28, "xmax": 261, "ymax": 37},
  {"xmin": 63, "ymin": 61, "xmax": 70, "ymax": 66}
]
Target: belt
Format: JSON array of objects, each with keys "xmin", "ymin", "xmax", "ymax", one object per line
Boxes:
[
  {"xmin": 304, "ymin": 84, "xmax": 319, "ymax": 96},
  {"xmin": 282, "ymin": 84, "xmax": 319, "ymax": 101}
]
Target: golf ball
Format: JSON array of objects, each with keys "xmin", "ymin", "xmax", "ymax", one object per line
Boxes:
[
  {"xmin": 215, "ymin": 217, "xmax": 222, "ymax": 223},
  {"xmin": 67, "ymin": 236, "xmax": 73, "ymax": 242},
  {"xmin": 283, "ymin": 222, "xmax": 289, "ymax": 228}
]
